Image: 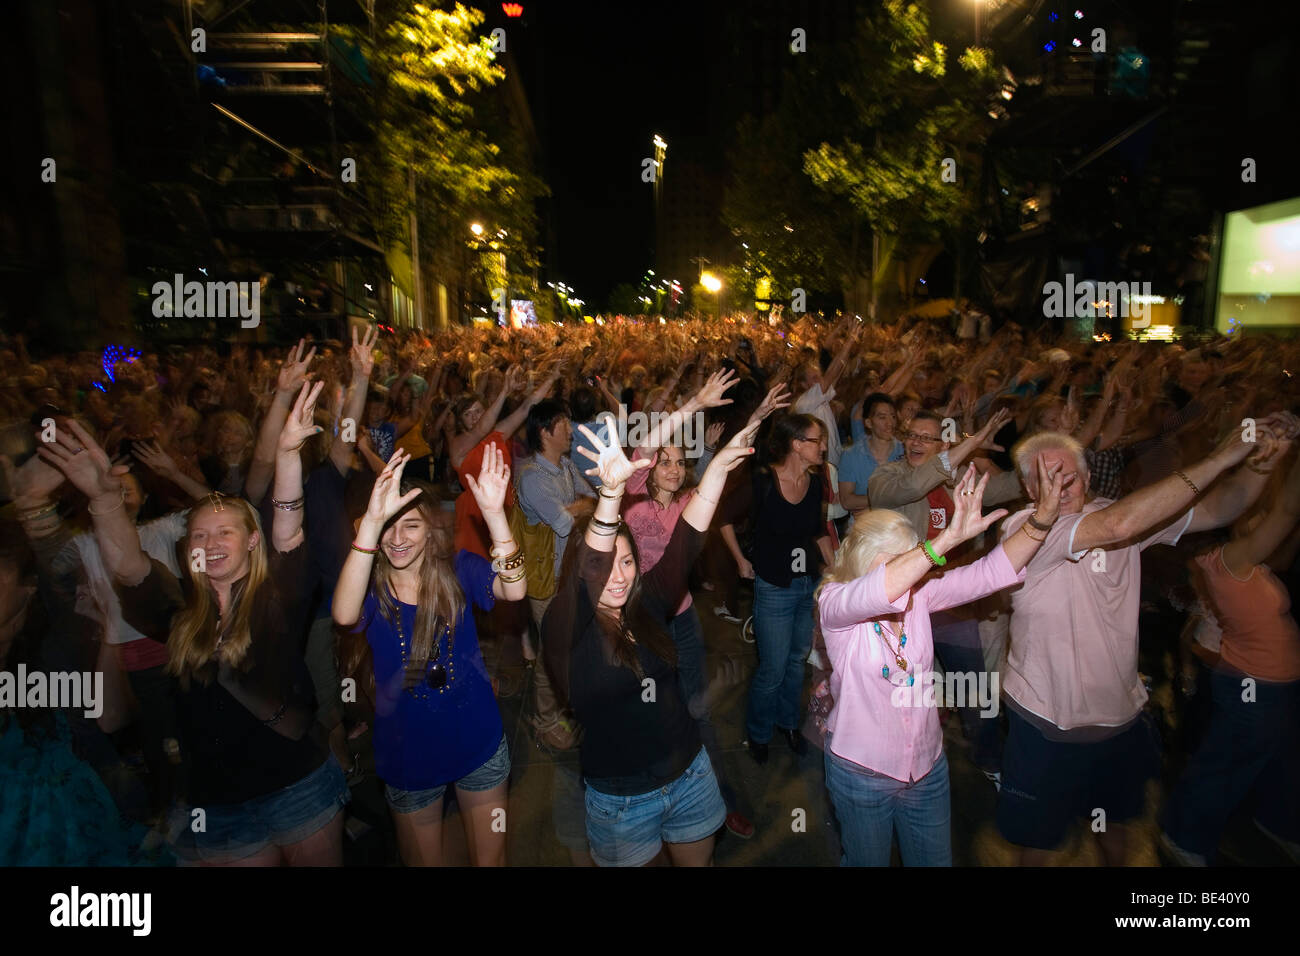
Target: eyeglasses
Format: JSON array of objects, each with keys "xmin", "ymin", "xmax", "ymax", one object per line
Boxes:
[{"xmin": 902, "ymin": 432, "xmax": 942, "ymax": 444}]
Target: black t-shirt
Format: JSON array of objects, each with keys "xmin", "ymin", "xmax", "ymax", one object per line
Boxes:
[
  {"xmin": 118, "ymin": 543, "xmax": 325, "ymax": 806},
  {"xmin": 751, "ymin": 469, "xmax": 825, "ymax": 587},
  {"xmin": 543, "ymin": 520, "xmax": 703, "ymax": 795}
]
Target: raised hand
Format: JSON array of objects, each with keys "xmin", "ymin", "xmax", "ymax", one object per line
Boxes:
[
  {"xmin": 277, "ymin": 380, "xmax": 326, "ymax": 455},
  {"xmin": 705, "ymin": 422, "xmax": 725, "ymax": 449},
  {"xmin": 1030, "ymin": 453, "xmax": 1064, "ymax": 526},
  {"xmin": 349, "ymin": 325, "xmax": 378, "ymax": 380},
  {"xmin": 976, "ymin": 407, "xmax": 1012, "ymax": 451},
  {"xmin": 751, "ymin": 382, "xmax": 792, "ymax": 424},
  {"xmin": 36, "ymin": 419, "xmax": 124, "ymax": 501},
  {"xmin": 575, "ymin": 422, "xmax": 653, "ymax": 489},
  {"xmin": 945, "ymin": 463, "xmax": 1010, "ymax": 545},
  {"xmin": 278, "ymin": 338, "xmax": 318, "ymax": 394},
  {"xmin": 365, "ymin": 450, "xmax": 422, "ymax": 525},
  {"xmin": 706, "ymin": 419, "xmax": 760, "ymax": 476},
  {"xmin": 463, "ymin": 441, "xmax": 510, "ymax": 516},
  {"xmin": 131, "ymin": 440, "xmax": 181, "ymax": 479},
  {"xmin": 1, "ymin": 448, "xmax": 65, "ymax": 505},
  {"xmin": 694, "ymin": 368, "xmax": 739, "ymax": 410}
]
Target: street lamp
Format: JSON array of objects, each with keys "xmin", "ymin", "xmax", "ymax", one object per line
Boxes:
[
  {"xmin": 700, "ymin": 271, "xmax": 722, "ymax": 320},
  {"xmin": 470, "ymin": 222, "xmax": 484, "ymax": 237}
]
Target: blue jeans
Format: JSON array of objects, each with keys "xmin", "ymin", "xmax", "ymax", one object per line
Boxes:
[
  {"xmin": 746, "ymin": 574, "xmax": 816, "ymax": 745},
  {"xmin": 1162, "ymin": 669, "xmax": 1300, "ymax": 858},
  {"xmin": 931, "ymin": 614, "xmax": 1003, "ymax": 773},
  {"xmin": 825, "ymin": 743, "xmax": 951, "ymax": 866}
]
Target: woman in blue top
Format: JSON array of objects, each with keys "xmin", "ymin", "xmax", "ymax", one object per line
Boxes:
[{"xmin": 333, "ymin": 443, "xmax": 526, "ymax": 866}]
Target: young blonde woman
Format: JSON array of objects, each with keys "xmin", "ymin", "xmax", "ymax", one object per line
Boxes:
[
  {"xmin": 332, "ymin": 443, "xmax": 525, "ymax": 866},
  {"xmin": 816, "ymin": 457, "xmax": 1062, "ymax": 866},
  {"xmin": 45, "ymin": 382, "xmax": 348, "ymax": 866}
]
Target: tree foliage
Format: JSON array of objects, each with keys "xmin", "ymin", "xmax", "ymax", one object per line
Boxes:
[{"xmin": 335, "ymin": 2, "xmax": 546, "ymax": 299}]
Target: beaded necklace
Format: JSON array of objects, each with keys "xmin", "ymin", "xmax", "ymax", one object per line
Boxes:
[
  {"xmin": 396, "ymin": 604, "xmax": 455, "ymax": 699},
  {"xmin": 873, "ymin": 620, "xmax": 914, "ymax": 686}
]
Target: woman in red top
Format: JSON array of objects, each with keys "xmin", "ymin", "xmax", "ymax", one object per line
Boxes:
[
  {"xmin": 449, "ymin": 366, "xmax": 558, "ymax": 675},
  {"xmin": 1162, "ymin": 412, "xmax": 1300, "ymax": 865}
]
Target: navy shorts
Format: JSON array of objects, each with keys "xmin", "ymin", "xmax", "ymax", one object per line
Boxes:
[
  {"xmin": 384, "ymin": 734, "xmax": 511, "ymax": 814},
  {"xmin": 996, "ymin": 707, "xmax": 1158, "ymax": 851}
]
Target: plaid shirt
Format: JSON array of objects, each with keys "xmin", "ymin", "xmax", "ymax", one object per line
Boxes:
[{"xmin": 1085, "ymin": 445, "xmax": 1127, "ymax": 500}]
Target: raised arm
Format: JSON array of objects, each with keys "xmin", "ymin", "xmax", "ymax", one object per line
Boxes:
[
  {"xmin": 463, "ymin": 442, "xmax": 527, "ymax": 602},
  {"xmin": 1186, "ymin": 412, "xmax": 1298, "ymax": 534},
  {"xmin": 449, "ymin": 365, "xmax": 519, "ymax": 465},
  {"xmin": 1072, "ymin": 421, "xmax": 1262, "ymax": 552},
  {"xmin": 638, "ymin": 368, "xmax": 738, "ymax": 455},
  {"xmin": 1222, "ymin": 444, "xmax": 1300, "ymax": 574},
  {"xmin": 683, "ymin": 420, "xmax": 760, "ymax": 532},
  {"xmin": 269, "ymin": 380, "xmax": 325, "ymax": 554},
  {"xmin": 573, "ymin": 423, "xmax": 655, "ymax": 554},
  {"xmin": 132, "ymin": 440, "xmax": 211, "ymax": 501},
  {"xmin": 330, "ymin": 324, "xmax": 377, "ymax": 476},
  {"xmin": 246, "ymin": 339, "xmax": 316, "ymax": 505},
  {"xmin": 39, "ymin": 419, "xmax": 152, "ymax": 586},
  {"xmin": 496, "ymin": 365, "xmax": 559, "ymax": 441},
  {"xmin": 822, "ymin": 321, "xmax": 861, "ymax": 395},
  {"xmin": 333, "ymin": 449, "xmax": 422, "ymax": 628}
]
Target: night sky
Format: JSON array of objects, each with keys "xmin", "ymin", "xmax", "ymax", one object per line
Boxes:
[{"xmin": 521, "ymin": 0, "xmax": 730, "ymax": 307}]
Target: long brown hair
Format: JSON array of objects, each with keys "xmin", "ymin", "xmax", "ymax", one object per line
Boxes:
[
  {"xmin": 644, "ymin": 444, "xmax": 694, "ymax": 506},
  {"xmin": 167, "ymin": 495, "xmax": 268, "ymax": 689},
  {"xmin": 338, "ymin": 481, "xmax": 464, "ymax": 703}
]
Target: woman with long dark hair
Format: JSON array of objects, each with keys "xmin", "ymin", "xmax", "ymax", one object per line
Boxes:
[
  {"xmin": 542, "ymin": 419, "xmax": 758, "ymax": 866},
  {"xmin": 333, "ymin": 443, "xmax": 526, "ymax": 866},
  {"xmin": 48, "ymin": 383, "xmax": 348, "ymax": 865},
  {"xmin": 732, "ymin": 412, "xmax": 834, "ymax": 763}
]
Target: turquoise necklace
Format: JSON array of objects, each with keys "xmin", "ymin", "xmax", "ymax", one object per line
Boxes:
[{"xmin": 874, "ymin": 621, "xmax": 914, "ymax": 686}]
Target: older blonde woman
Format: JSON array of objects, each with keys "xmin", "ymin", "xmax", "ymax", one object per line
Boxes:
[{"xmin": 816, "ymin": 457, "xmax": 1063, "ymax": 866}]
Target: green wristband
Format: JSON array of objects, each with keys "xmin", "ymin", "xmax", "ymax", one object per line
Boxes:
[{"xmin": 921, "ymin": 540, "xmax": 947, "ymax": 567}]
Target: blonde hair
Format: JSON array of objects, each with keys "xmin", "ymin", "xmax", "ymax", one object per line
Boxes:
[
  {"xmin": 167, "ymin": 496, "xmax": 268, "ymax": 688},
  {"xmin": 815, "ymin": 510, "xmax": 919, "ymax": 605}
]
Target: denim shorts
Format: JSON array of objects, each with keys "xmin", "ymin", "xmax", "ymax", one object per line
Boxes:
[
  {"xmin": 385, "ymin": 734, "xmax": 511, "ymax": 814},
  {"xmin": 171, "ymin": 756, "xmax": 349, "ymax": 864},
  {"xmin": 584, "ymin": 747, "xmax": 726, "ymax": 867}
]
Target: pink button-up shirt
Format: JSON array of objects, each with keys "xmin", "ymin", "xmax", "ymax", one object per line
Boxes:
[{"xmin": 818, "ymin": 546, "xmax": 1025, "ymax": 781}]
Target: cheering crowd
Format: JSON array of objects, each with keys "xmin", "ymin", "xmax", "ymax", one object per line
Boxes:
[{"xmin": 1, "ymin": 313, "xmax": 1297, "ymax": 867}]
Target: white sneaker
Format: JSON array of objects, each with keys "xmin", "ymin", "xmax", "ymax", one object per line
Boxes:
[{"xmin": 714, "ymin": 605, "xmax": 741, "ymax": 625}]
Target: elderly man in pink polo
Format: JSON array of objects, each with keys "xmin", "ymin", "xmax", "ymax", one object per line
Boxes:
[
  {"xmin": 997, "ymin": 415, "xmax": 1294, "ymax": 866},
  {"xmin": 816, "ymin": 458, "xmax": 1063, "ymax": 866}
]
